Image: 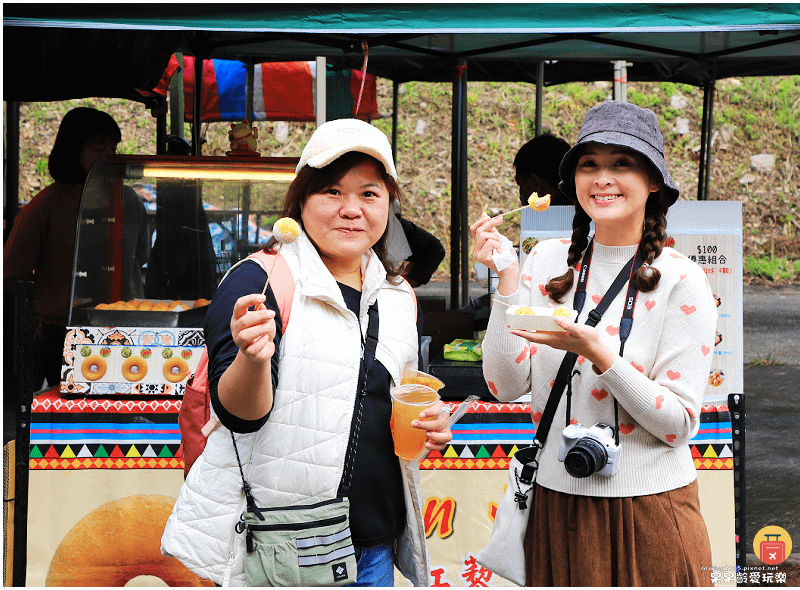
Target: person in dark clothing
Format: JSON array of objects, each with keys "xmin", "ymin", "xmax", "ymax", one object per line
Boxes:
[
  {"xmin": 513, "ymin": 132, "xmax": 571, "ymax": 207},
  {"xmin": 4, "ymin": 107, "xmax": 132, "ymax": 388}
]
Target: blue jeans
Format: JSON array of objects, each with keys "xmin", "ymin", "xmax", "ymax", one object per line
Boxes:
[{"xmin": 348, "ymin": 543, "xmax": 394, "ymax": 587}]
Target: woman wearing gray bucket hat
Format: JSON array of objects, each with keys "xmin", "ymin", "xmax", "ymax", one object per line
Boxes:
[
  {"xmin": 163, "ymin": 119, "xmax": 450, "ymax": 586},
  {"xmin": 473, "ymin": 102, "xmax": 717, "ymax": 585}
]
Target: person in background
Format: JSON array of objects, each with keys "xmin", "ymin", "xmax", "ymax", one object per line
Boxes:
[
  {"xmin": 162, "ymin": 118, "xmax": 452, "ymax": 586},
  {"xmin": 513, "ymin": 131, "xmax": 571, "ymax": 207},
  {"xmin": 473, "ymin": 101, "xmax": 716, "ymax": 586},
  {"xmin": 145, "ymin": 134, "xmax": 217, "ymax": 300},
  {"xmin": 386, "ymin": 200, "xmax": 446, "ymax": 288},
  {"xmin": 4, "ymin": 107, "xmax": 134, "ymax": 387}
]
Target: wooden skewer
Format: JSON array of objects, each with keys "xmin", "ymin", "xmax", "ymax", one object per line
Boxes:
[
  {"xmin": 492, "ymin": 299, "xmax": 513, "ymax": 307},
  {"xmin": 261, "ymin": 242, "xmax": 284, "ymax": 296},
  {"xmin": 490, "ymin": 204, "xmax": 529, "ymax": 219},
  {"xmin": 490, "ymin": 193, "xmax": 551, "ymax": 219}
]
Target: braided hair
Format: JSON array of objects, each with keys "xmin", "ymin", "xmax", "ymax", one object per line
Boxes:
[{"xmin": 545, "ymin": 187, "xmax": 670, "ymax": 303}]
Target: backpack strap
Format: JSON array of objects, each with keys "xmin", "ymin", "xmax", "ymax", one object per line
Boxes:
[
  {"xmin": 193, "ymin": 251, "xmax": 295, "ymax": 442},
  {"xmin": 224, "ymin": 250, "xmax": 295, "ymax": 329},
  {"xmin": 244, "ymin": 250, "xmax": 294, "ymax": 326}
]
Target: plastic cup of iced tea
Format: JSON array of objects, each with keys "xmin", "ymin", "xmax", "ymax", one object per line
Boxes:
[
  {"xmin": 400, "ymin": 368, "xmax": 445, "ymax": 392},
  {"xmin": 389, "ymin": 384, "xmax": 440, "ymax": 460}
]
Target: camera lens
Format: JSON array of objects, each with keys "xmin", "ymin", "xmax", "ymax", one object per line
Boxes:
[{"xmin": 564, "ymin": 438, "xmax": 608, "ymax": 478}]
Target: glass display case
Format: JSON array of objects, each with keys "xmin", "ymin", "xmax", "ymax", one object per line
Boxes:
[
  {"xmin": 63, "ymin": 154, "xmax": 297, "ymax": 396},
  {"xmin": 69, "ymin": 154, "xmax": 297, "ymax": 327}
]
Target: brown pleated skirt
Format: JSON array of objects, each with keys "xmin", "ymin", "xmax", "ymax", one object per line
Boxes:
[{"xmin": 524, "ymin": 480, "xmax": 713, "ymax": 587}]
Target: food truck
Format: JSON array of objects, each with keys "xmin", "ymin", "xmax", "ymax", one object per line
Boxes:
[{"xmin": 20, "ymin": 144, "xmax": 744, "ymax": 586}]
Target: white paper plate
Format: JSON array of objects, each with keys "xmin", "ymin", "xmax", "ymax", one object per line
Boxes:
[{"xmin": 506, "ymin": 305, "xmax": 576, "ymax": 332}]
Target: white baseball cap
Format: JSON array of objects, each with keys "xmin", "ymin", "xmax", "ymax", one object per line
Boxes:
[{"xmin": 296, "ymin": 118, "xmax": 397, "ymax": 180}]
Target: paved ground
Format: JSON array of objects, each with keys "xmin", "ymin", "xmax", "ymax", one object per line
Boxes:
[{"xmin": 739, "ymin": 285, "xmax": 800, "ymax": 581}]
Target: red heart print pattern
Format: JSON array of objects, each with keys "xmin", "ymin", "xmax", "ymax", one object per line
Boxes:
[
  {"xmin": 619, "ymin": 423, "xmax": 635, "ymax": 435},
  {"xmin": 574, "ymin": 262, "xmax": 582, "ymax": 272},
  {"xmin": 681, "ymin": 305, "xmax": 697, "ymax": 315},
  {"xmin": 655, "ymin": 394, "xmax": 664, "ymax": 409},
  {"xmin": 687, "ymin": 408, "xmax": 696, "ymax": 419},
  {"xmin": 592, "ymin": 294, "xmax": 602, "ymax": 304},
  {"xmin": 631, "ymin": 362, "xmax": 645, "ymax": 373},
  {"xmin": 532, "ymin": 411, "xmax": 543, "ymax": 422},
  {"xmin": 606, "ymin": 325, "xmax": 620, "ymax": 336},
  {"xmin": 515, "ymin": 348, "xmax": 529, "ymax": 364},
  {"xmin": 666, "ymin": 434, "xmax": 677, "ymax": 443},
  {"xmin": 488, "ymin": 382, "xmax": 498, "ymax": 396},
  {"xmin": 645, "ymin": 300, "xmax": 656, "ymax": 311},
  {"xmin": 670, "ymin": 253, "xmax": 683, "ymax": 259},
  {"xmin": 570, "ymin": 418, "xmax": 578, "ymax": 425},
  {"xmin": 577, "ymin": 355, "xmax": 586, "ymax": 365},
  {"xmin": 538, "ymin": 284, "xmax": 548, "ymax": 296},
  {"xmin": 550, "ymin": 380, "xmax": 556, "ymax": 388},
  {"xmin": 701, "ymin": 345, "xmax": 710, "ymax": 356},
  {"xmin": 591, "ymin": 388, "xmax": 609, "ymax": 401},
  {"xmin": 560, "ymin": 239, "xmax": 571, "ymax": 244},
  {"xmin": 521, "ymin": 274, "xmax": 532, "ymax": 282},
  {"xmin": 667, "ymin": 370, "xmax": 681, "ymax": 381},
  {"xmin": 680, "ymin": 274, "xmax": 687, "ymax": 281}
]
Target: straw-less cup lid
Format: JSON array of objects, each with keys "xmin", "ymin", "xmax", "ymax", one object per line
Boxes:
[
  {"xmin": 296, "ymin": 118, "xmax": 397, "ymax": 180},
  {"xmin": 558, "ymin": 101, "xmax": 679, "ymax": 206}
]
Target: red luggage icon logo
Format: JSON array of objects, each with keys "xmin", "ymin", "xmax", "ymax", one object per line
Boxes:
[
  {"xmin": 754, "ymin": 526, "xmax": 792, "ymax": 565},
  {"xmin": 760, "ymin": 534, "xmax": 785, "ymax": 565}
]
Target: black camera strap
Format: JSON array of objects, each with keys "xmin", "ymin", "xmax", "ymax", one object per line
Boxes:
[
  {"xmin": 568, "ymin": 240, "xmax": 644, "ymax": 442},
  {"xmin": 518, "ymin": 240, "xmax": 643, "ymax": 489}
]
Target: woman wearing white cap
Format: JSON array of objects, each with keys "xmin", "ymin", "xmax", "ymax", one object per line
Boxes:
[
  {"xmin": 162, "ymin": 119, "xmax": 450, "ymax": 586},
  {"xmin": 472, "ymin": 102, "xmax": 716, "ymax": 585}
]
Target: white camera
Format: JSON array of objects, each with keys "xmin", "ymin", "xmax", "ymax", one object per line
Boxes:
[{"xmin": 557, "ymin": 422, "xmax": 621, "ymax": 478}]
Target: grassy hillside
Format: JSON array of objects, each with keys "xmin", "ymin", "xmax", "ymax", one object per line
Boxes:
[{"xmin": 7, "ymin": 75, "xmax": 799, "ymax": 284}]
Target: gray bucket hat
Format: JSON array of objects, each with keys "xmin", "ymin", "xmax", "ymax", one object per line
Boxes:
[{"xmin": 558, "ymin": 101, "xmax": 679, "ymax": 206}]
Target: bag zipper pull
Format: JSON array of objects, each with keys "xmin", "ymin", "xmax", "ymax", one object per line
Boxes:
[{"xmin": 246, "ymin": 526, "xmax": 254, "ymax": 554}]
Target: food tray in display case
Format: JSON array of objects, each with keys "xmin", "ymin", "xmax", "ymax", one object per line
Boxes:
[{"xmin": 84, "ymin": 300, "xmax": 208, "ymax": 328}]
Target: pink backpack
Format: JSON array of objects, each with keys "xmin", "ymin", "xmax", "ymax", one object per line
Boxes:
[{"xmin": 178, "ymin": 251, "xmax": 295, "ymax": 477}]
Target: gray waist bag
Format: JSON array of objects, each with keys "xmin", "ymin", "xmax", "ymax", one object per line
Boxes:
[
  {"xmin": 231, "ymin": 302, "xmax": 380, "ymax": 587},
  {"xmin": 236, "ymin": 497, "xmax": 356, "ymax": 586}
]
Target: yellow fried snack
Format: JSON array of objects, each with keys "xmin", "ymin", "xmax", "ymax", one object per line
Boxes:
[
  {"xmin": 273, "ymin": 217, "xmax": 301, "ymax": 244},
  {"xmin": 514, "ymin": 306, "xmax": 536, "ymax": 315},
  {"xmin": 552, "ymin": 306, "xmax": 572, "ymax": 318},
  {"xmin": 529, "ymin": 192, "xmax": 551, "ymax": 212}
]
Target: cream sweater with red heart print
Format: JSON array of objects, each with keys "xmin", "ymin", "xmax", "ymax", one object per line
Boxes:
[{"xmin": 483, "ymin": 238, "xmax": 718, "ymax": 497}]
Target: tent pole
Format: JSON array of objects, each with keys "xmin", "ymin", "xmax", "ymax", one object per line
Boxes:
[
  {"xmin": 698, "ymin": 80, "xmax": 716, "ymax": 201},
  {"xmin": 535, "ymin": 62, "xmax": 544, "ymax": 136},
  {"xmin": 154, "ymin": 98, "xmax": 167, "ymax": 156},
  {"xmin": 193, "ymin": 54, "xmax": 203, "ymax": 156},
  {"xmin": 4, "ymin": 101, "xmax": 20, "ymax": 243},
  {"xmin": 613, "ymin": 61, "xmax": 628, "ymax": 101},
  {"xmin": 316, "ymin": 57, "xmax": 327, "ymax": 126},
  {"xmin": 451, "ymin": 60, "xmax": 469, "ymax": 309},
  {"xmin": 169, "ymin": 53, "xmax": 184, "ymax": 139},
  {"xmin": 459, "ymin": 71, "xmax": 470, "ymax": 310},
  {"xmin": 245, "ymin": 59, "xmax": 255, "ymax": 123},
  {"xmin": 392, "ymin": 80, "xmax": 399, "ymax": 160}
]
